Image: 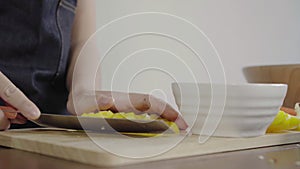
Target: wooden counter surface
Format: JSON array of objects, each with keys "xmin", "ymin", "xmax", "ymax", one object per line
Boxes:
[{"xmin": 0, "ymin": 129, "xmax": 300, "ymax": 167}]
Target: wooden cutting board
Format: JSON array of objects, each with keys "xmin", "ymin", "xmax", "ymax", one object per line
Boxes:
[{"xmin": 0, "ymin": 129, "xmax": 300, "ymax": 167}]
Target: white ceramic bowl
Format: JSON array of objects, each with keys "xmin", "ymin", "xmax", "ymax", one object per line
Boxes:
[{"xmin": 172, "ymin": 83, "xmax": 288, "ymax": 137}]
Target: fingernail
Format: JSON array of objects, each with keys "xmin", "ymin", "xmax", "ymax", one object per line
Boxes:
[
  {"xmin": 101, "ymin": 96, "xmax": 113, "ymax": 104},
  {"xmin": 175, "ymin": 116, "xmax": 189, "ymax": 130},
  {"xmin": 98, "ymin": 95, "xmax": 114, "ymax": 110},
  {"xmin": 29, "ymin": 110, "xmax": 41, "ymax": 120},
  {"xmin": 24, "ymin": 104, "xmax": 40, "ymax": 120}
]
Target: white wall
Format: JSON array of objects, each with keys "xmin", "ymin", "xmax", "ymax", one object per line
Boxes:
[{"xmin": 94, "ymin": 0, "xmax": 300, "ymax": 107}]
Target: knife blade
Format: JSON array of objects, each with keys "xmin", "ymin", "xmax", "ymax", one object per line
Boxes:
[{"xmin": 32, "ymin": 113, "xmax": 173, "ymax": 133}]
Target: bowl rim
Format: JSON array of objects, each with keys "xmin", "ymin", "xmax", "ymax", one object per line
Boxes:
[
  {"xmin": 171, "ymin": 82, "xmax": 287, "ymax": 88},
  {"xmin": 243, "ymin": 64, "xmax": 300, "ymax": 70}
]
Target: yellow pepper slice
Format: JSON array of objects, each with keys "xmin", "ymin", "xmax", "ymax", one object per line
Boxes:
[
  {"xmin": 267, "ymin": 111, "xmax": 300, "ymax": 133},
  {"xmin": 81, "ymin": 110, "xmax": 114, "ymax": 118},
  {"xmin": 81, "ymin": 111, "xmax": 180, "ymax": 134},
  {"xmin": 163, "ymin": 120, "xmax": 180, "ymax": 134}
]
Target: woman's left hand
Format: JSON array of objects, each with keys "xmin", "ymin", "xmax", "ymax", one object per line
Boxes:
[{"xmin": 67, "ymin": 91, "xmax": 188, "ymax": 130}]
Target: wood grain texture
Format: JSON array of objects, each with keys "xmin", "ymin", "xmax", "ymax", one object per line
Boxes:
[
  {"xmin": 244, "ymin": 64, "xmax": 300, "ymax": 108},
  {"xmin": 0, "ymin": 129, "xmax": 300, "ymax": 167}
]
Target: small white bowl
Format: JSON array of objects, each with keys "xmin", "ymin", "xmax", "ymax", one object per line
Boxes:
[{"xmin": 172, "ymin": 83, "xmax": 287, "ymax": 137}]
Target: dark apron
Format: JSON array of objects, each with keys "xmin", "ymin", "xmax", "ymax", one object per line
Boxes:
[{"xmin": 0, "ymin": 0, "xmax": 77, "ymax": 127}]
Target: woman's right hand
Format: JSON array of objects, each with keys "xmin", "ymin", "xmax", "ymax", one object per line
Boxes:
[{"xmin": 0, "ymin": 72, "xmax": 40, "ymax": 130}]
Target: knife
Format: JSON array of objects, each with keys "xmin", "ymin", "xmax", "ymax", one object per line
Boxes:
[
  {"xmin": 0, "ymin": 106, "xmax": 173, "ymax": 133},
  {"xmin": 33, "ymin": 113, "xmax": 173, "ymax": 133}
]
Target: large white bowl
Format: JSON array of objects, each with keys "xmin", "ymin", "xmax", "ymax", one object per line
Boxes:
[{"xmin": 172, "ymin": 83, "xmax": 288, "ymax": 137}]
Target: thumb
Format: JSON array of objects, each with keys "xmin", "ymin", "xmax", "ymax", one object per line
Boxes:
[{"xmin": 0, "ymin": 72, "xmax": 40, "ymax": 120}]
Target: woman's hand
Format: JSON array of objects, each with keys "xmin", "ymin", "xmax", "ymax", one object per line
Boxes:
[
  {"xmin": 0, "ymin": 72, "xmax": 40, "ymax": 130},
  {"xmin": 67, "ymin": 0, "xmax": 187, "ymax": 130},
  {"xmin": 67, "ymin": 91, "xmax": 188, "ymax": 130}
]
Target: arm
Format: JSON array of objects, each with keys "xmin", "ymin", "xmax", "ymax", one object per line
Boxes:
[
  {"xmin": 66, "ymin": 0, "xmax": 97, "ymax": 92},
  {"xmin": 66, "ymin": 0, "xmax": 187, "ymax": 129},
  {"xmin": 66, "ymin": 0, "xmax": 106, "ymax": 117}
]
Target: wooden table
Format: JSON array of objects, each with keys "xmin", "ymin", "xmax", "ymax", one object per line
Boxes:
[{"xmin": 1, "ymin": 143, "xmax": 300, "ymax": 169}]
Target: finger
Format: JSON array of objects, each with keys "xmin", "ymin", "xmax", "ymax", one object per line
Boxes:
[
  {"xmin": 174, "ymin": 116, "xmax": 188, "ymax": 130},
  {"xmin": 0, "ymin": 110, "xmax": 10, "ymax": 130},
  {"xmin": 155, "ymin": 108, "xmax": 188, "ymax": 130},
  {"xmin": 0, "ymin": 72, "xmax": 40, "ymax": 120},
  {"xmin": 4, "ymin": 112, "xmax": 17, "ymax": 119},
  {"xmin": 16, "ymin": 113, "xmax": 27, "ymax": 121},
  {"xmin": 128, "ymin": 93, "xmax": 151, "ymax": 112},
  {"xmin": 10, "ymin": 119, "xmax": 25, "ymax": 124},
  {"xmin": 111, "ymin": 92, "xmax": 188, "ymax": 129},
  {"xmin": 146, "ymin": 96, "xmax": 188, "ymax": 130},
  {"xmin": 10, "ymin": 115, "xmax": 27, "ymax": 124},
  {"xmin": 95, "ymin": 91, "xmax": 188, "ymax": 129},
  {"xmin": 107, "ymin": 92, "xmax": 151, "ymax": 113},
  {"xmin": 0, "ymin": 106, "xmax": 18, "ymax": 119},
  {"xmin": 68, "ymin": 91, "xmax": 115, "ymax": 115},
  {"xmin": 96, "ymin": 94, "xmax": 114, "ymax": 110}
]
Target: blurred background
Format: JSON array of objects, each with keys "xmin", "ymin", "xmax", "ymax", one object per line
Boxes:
[{"xmin": 93, "ymin": 0, "xmax": 300, "ymax": 108}]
